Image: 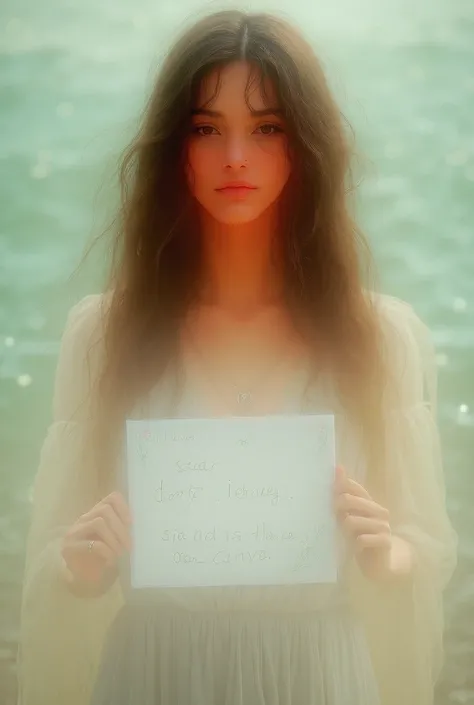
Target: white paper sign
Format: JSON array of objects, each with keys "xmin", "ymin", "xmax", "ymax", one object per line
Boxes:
[{"xmin": 125, "ymin": 414, "xmax": 337, "ymax": 589}]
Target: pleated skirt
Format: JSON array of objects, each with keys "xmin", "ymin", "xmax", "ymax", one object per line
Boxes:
[{"xmin": 90, "ymin": 602, "xmax": 380, "ymax": 705}]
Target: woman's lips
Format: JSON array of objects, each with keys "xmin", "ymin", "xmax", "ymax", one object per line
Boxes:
[{"xmin": 216, "ymin": 183, "xmax": 257, "ymax": 197}]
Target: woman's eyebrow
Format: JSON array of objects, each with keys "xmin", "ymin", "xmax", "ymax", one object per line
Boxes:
[{"xmin": 191, "ymin": 107, "xmax": 283, "ymax": 118}]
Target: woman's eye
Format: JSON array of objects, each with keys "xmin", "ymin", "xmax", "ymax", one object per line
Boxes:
[
  {"xmin": 194, "ymin": 125, "xmax": 218, "ymax": 136},
  {"xmin": 255, "ymin": 123, "xmax": 283, "ymax": 135}
]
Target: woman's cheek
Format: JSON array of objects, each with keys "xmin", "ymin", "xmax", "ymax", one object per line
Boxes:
[
  {"xmin": 186, "ymin": 145, "xmax": 219, "ymax": 193},
  {"xmin": 185, "ymin": 143, "xmax": 205, "ymax": 191}
]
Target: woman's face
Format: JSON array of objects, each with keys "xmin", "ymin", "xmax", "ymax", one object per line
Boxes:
[{"xmin": 186, "ymin": 61, "xmax": 292, "ymax": 225}]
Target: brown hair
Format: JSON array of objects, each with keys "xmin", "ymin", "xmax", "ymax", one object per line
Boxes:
[{"xmin": 91, "ymin": 10, "xmax": 387, "ymax": 495}]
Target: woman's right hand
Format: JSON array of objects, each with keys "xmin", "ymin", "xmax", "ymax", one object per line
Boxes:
[{"xmin": 61, "ymin": 491, "xmax": 133, "ymax": 587}]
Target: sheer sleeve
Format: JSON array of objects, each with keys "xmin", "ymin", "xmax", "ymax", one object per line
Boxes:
[
  {"xmin": 18, "ymin": 295, "xmax": 123, "ymax": 705},
  {"xmin": 350, "ymin": 295, "xmax": 457, "ymax": 705}
]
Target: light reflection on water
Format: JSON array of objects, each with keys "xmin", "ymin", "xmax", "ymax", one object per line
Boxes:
[{"xmin": 0, "ymin": 0, "xmax": 473, "ymax": 703}]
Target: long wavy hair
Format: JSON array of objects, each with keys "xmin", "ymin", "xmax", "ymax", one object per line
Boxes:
[{"xmin": 90, "ymin": 10, "xmax": 387, "ymax": 496}]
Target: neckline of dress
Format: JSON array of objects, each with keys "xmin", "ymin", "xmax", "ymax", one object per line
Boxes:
[{"xmin": 137, "ymin": 351, "xmax": 332, "ymax": 421}]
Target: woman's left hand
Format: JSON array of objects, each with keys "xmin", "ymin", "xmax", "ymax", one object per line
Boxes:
[{"xmin": 334, "ymin": 465, "xmax": 393, "ymax": 581}]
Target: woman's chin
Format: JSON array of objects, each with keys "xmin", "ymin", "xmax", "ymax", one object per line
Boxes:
[{"xmin": 203, "ymin": 203, "xmax": 273, "ymax": 227}]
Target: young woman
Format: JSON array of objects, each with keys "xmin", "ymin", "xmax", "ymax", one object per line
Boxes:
[{"xmin": 18, "ymin": 10, "xmax": 457, "ymax": 705}]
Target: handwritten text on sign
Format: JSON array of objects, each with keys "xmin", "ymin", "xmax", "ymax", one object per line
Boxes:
[{"xmin": 125, "ymin": 415, "xmax": 337, "ymax": 589}]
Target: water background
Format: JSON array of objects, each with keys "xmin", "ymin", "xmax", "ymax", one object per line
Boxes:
[{"xmin": 1, "ymin": 1, "xmax": 473, "ymax": 702}]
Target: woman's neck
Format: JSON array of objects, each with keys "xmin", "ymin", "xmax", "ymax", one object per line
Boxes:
[{"xmin": 198, "ymin": 208, "xmax": 284, "ymax": 316}]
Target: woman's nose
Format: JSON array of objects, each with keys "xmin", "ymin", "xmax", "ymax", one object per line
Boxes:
[{"xmin": 223, "ymin": 135, "xmax": 248, "ymax": 170}]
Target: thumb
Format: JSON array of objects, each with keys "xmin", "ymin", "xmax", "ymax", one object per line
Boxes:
[
  {"xmin": 334, "ymin": 465, "xmax": 346, "ymax": 489},
  {"xmin": 335, "ymin": 465, "xmax": 346, "ymax": 480}
]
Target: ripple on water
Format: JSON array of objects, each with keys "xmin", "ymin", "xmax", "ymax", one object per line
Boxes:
[{"xmin": 1, "ymin": 1, "xmax": 474, "ymax": 704}]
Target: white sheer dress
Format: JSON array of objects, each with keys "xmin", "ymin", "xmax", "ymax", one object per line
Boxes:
[{"xmin": 17, "ymin": 293, "xmax": 457, "ymax": 705}]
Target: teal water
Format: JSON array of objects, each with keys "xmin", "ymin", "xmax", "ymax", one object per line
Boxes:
[{"xmin": 1, "ymin": 1, "xmax": 473, "ymax": 703}]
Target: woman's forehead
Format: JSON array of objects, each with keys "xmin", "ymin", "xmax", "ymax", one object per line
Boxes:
[{"xmin": 195, "ymin": 61, "xmax": 279, "ymax": 112}]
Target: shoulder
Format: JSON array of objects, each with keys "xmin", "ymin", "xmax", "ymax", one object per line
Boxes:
[
  {"xmin": 370, "ymin": 292, "xmax": 436, "ymax": 405},
  {"xmin": 62, "ymin": 292, "xmax": 112, "ymax": 347},
  {"xmin": 53, "ymin": 292, "xmax": 112, "ymax": 421},
  {"xmin": 372, "ymin": 292, "xmax": 434, "ymax": 356}
]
